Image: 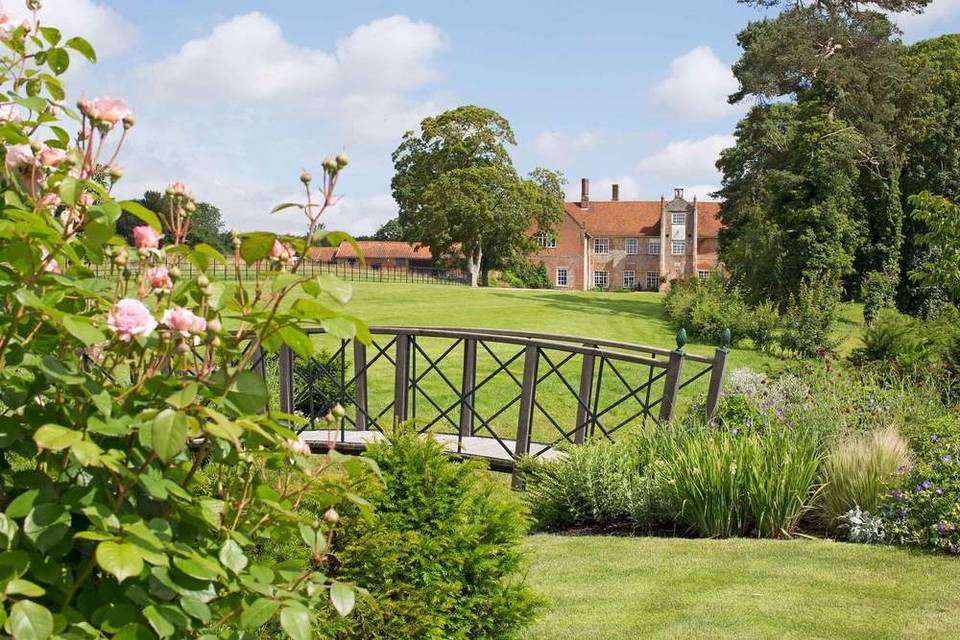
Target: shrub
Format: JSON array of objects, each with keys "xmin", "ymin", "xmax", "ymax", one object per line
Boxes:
[
  {"xmin": 330, "ymin": 428, "xmax": 541, "ymax": 639},
  {"xmin": 745, "ymin": 300, "xmax": 780, "ymax": 351},
  {"xmin": 836, "ymin": 506, "xmax": 886, "ymax": 544},
  {"xmin": 816, "ymin": 427, "xmax": 910, "ymax": 529},
  {"xmin": 518, "ymin": 436, "xmax": 675, "ymax": 532},
  {"xmin": 0, "ymin": 10, "xmax": 371, "ymax": 638},
  {"xmin": 294, "ymin": 350, "xmax": 354, "ymax": 419},
  {"xmin": 664, "ymin": 275, "xmax": 748, "ymax": 344},
  {"xmin": 501, "ymin": 257, "xmax": 550, "ymax": 289},
  {"xmin": 660, "ymin": 423, "xmax": 820, "ymax": 538},
  {"xmin": 777, "ymin": 281, "xmax": 841, "ymax": 357},
  {"xmin": 861, "ymin": 269, "xmax": 897, "ymax": 324}
]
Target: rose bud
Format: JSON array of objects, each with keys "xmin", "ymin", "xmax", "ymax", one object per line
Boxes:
[
  {"xmin": 323, "ymin": 508, "xmax": 340, "ymax": 524},
  {"xmin": 336, "ymin": 153, "xmax": 349, "ymax": 168}
]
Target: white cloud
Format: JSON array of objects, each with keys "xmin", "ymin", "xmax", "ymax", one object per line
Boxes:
[
  {"xmin": 891, "ymin": 0, "xmax": 960, "ymax": 39},
  {"xmin": 135, "ymin": 12, "xmax": 445, "ymax": 142},
  {"xmin": 534, "ymin": 130, "xmax": 599, "ymax": 164},
  {"xmin": 322, "ymin": 194, "xmax": 397, "ymax": 237},
  {"xmin": 653, "ymin": 46, "xmax": 742, "ymax": 120},
  {"xmin": 637, "ymin": 134, "xmax": 735, "ymax": 184},
  {"xmin": 7, "ymin": 0, "xmax": 138, "ymax": 58}
]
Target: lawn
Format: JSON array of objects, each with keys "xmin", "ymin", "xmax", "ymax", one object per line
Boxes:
[
  {"xmin": 522, "ymin": 534, "xmax": 960, "ymax": 640},
  {"xmin": 283, "ymin": 282, "xmax": 863, "ymax": 445}
]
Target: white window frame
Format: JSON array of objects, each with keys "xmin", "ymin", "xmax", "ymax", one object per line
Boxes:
[
  {"xmin": 622, "ymin": 270, "xmax": 636, "ymax": 289},
  {"xmin": 593, "ymin": 238, "xmax": 609, "ymax": 255},
  {"xmin": 648, "ymin": 239, "xmax": 661, "ymax": 255},
  {"xmin": 645, "ymin": 271, "xmax": 660, "ymax": 290},
  {"xmin": 593, "ymin": 271, "xmax": 609, "ymax": 289},
  {"xmin": 535, "ymin": 231, "xmax": 556, "ymax": 249},
  {"xmin": 625, "ymin": 238, "xmax": 638, "ymax": 255},
  {"xmin": 672, "ymin": 241, "xmax": 686, "ymax": 256},
  {"xmin": 672, "ymin": 211, "xmax": 687, "ymax": 226},
  {"xmin": 556, "ymin": 268, "xmax": 569, "ymax": 288},
  {"xmin": 697, "ymin": 270, "xmax": 711, "ymax": 281}
]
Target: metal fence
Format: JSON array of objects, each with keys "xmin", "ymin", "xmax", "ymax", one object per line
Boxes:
[
  {"xmin": 250, "ymin": 326, "xmax": 729, "ymax": 478},
  {"xmin": 91, "ymin": 258, "xmax": 467, "ymax": 286}
]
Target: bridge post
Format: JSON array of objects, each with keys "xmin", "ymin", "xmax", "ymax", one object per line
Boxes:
[
  {"xmin": 278, "ymin": 344, "xmax": 294, "ymax": 414},
  {"xmin": 459, "ymin": 338, "xmax": 477, "ymax": 439},
  {"xmin": 705, "ymin": 339, "xmax": 729, "ymax": 424},
  {"xmin": 575, "ymin": 350, "xmax": 595, "ymax": 444},
  {"xmin": 393, "ymin": 334, "xmax": 411, "ymax": 424},
  {"xmin": 512, "ymin": 344, "xmax": 539, "ymax": 489},
  {"xmin": 352, "ymin": 338, "xmax": 368, "ymax": 431},
  {"xmin": 658, "ymin": 331, "xmax": 687, "ymax": 423}
]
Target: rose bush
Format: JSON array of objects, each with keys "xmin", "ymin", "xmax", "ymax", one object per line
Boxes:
[{"xmin": 0, "ymin": 4, "xmax": 374, "ymax": 639}]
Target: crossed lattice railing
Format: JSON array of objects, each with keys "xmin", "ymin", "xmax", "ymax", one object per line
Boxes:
[{"xmin": 248, "ymin": 326, "xmax": 729, "ymax": 474}]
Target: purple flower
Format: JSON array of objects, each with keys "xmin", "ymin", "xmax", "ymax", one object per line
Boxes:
[
  {"xmin": 897, "ymin": 465, "xmax": 906, "ymax": 474},
  {"xmin": 931, "ymin": 434, "xmax": 940, "ymax": 442},
  {"xmin": 949, "ymin": 543, "xmax": 958, "ymax": 556},
  {"xmin": 890, "ymin": 489, "xmax": 904, "ymax": 503},
  {"xmin": 745, "ymin": 418, "xmax": 753, "ymax": 428},
  {"xmin": 943, "ymin": 455, "xmax": 954, "ymax": 464},
  {"xmin": 922, "ymin": 480, "xmax": 933, "ymax": 490},
  {"xmin": 936, "ymin": 487, "xmax": 945, "ymax": 496},
  {"xmin": 938, "ymin": 524, "xmax": 947, "ymax": 535}
]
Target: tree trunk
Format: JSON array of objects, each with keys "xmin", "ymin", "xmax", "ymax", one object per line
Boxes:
[{"xmin": 466, "ymin": 245, "xmax": 482, "ymax": 288}]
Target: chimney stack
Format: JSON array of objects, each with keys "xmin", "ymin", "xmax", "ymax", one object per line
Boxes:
[
  {"xmin": 674, "ymin": 187, "xmax": 684, "ymax": 200},
  {"xmin": 612, "ymin": 183, "xmax": 620, "ymax": 201},
  {"xmin": 580, "ymin": 178, "xmax": 590, "ymax": 208}
]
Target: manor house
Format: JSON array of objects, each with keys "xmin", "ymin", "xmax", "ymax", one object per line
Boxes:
[{"xmin": 531, "ymin": 179, "xmax": 721, "ymax": 291}]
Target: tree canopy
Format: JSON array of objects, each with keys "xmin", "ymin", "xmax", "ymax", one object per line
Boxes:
[
  {"xmin": 117, "ymin": 190, "xmax": 230, "ymax": 252},
  {"xmin": 391, "ymin": 106, "xmax": 564, "ymax": 286}
]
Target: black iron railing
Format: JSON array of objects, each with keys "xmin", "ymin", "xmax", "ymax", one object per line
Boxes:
[{"xmin": 251, "ymin": 326, "xmax": 729, "ymax": 475}]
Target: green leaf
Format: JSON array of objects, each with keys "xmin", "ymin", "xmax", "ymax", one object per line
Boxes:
[
  {"xmin": 321, "ymin": 317, "xmax": 357, "ymax": 341},
  {"xmin": 194, "ymin": 243, "xmax": 226, "ymax": 264},
  {"xmin": 270, "ymin": 202, "xmax": 302, "ymax": 214},
  {"xmin": 150, "ymin": 409, "xmax": 187, "ymax": 463},
  {"xmin": 219, "ymin": 539, "xmax": 248, "ymax": 574},
  {"xmin": 65, "ymin": 36, "xmax": 96, "ymax": 63},
  {"xmin": 5, "ymin": 578, "xmax": 45, "ymax": 597},
  {"xmin": 24, "ymin": 504, "xmax": 70, "ymax": 552},
  {"xmin": 298, "ymin": 524, "xmax": 325, "ymax": 555},
  {"xmin": 330, "ymin": 581, "xmax": 355, "ymax": 617},
  {"xmin": 278, "ymin": 325, "xmax": 313, "ymax": 359},
  {"xmin": 7, "ymin": 600, "xmax": 53, "ymax": 640},
  {"xmin": 228, "ymin": 371, "xmax": 268, "ymax": 414},
  {"xmin": 45, "ymin": 48, "xmax": 69, "ymax": 75},
  {"xmin": 240, "ymin": 598, "xmax": 280, "ymax": 629},
  {"xmin": 63, "ymin": 315, "xmax": 106, "ymax": 346},
  {"xmin": 58, "ymin": 176, "xmax": 82, "ymax": 206},
  {"xmin": 315, "ymin": 273, "xmax": 352, "ymax": 304},
  {"xmin": 119, "ymin": 200, "xmax": 162, "ymax": 231},
  {"xmin": 239, "ymin": 232, "xmax": 276, "ymax": 264},
  {"xmin": 165, "ymin": 382, "xmax": 198, "ymax": 410},
  {"xmin": 33, "ymin": 424, "xmax": 81, "ymax": 451},
  {"xmin": 71, "ymin": 439, "xmax": 103, "ymax": 467},
  {"xmin": 39, "ymin": 27, "xmax": 61, "ymax": 46},
  {"xmin": 280, "ymin": 606, "xmax": 312, "ymax": 640},
  {"xmin": 180, "ymin": 597, "xmax": 211, "ymax": 624},
  {"xmin": 96, "ymin": 541, "xmax": 144, "ymax": 583},
  {"xmin": 112, "ymin": 623, "xmax": 153, "ymax": 640},
  {"xmin": 12, "ymin": 95, "xmax": 46, "ymax": 114},
  {"xmin": 141, "ymin": 606, "xmax": 174, "ymax": 639}
]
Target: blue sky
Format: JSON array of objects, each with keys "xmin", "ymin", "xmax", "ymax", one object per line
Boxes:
[{"xmin": 23, "ymin": 0, "xmax": 960, "ymax": 235}]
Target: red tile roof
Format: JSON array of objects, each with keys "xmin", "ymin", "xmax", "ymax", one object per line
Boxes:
[
  {"xmin": 307, "ymin": 241, "xmax": 432, "ymax": 262},
  {"xmin": 564, "ymin": 199, "xmax": 722, "ymax": 238}
]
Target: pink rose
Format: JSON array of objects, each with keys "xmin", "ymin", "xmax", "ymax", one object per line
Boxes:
[
  {"xmin": 39, "ymin": 193, "xmax": 60, "ymax": 210},
  {"xmin": 0, "ymin": 104, "xmax": 21, "ymax": 123},
  {"xmin": 38, "ymin": 146, "xmax": 66, "ymax": 168},
  {"xmin": 40, "ymin": 248, "xmax": 60, "ymax": 274},
  {"xmin": 5, "ymin": 144, "xmax": 33, "ymax": 173},
  {"xmin": 161, "ymin": 306, "xmax": 205, "ymax": 337},
  {"xmin": 270, "ymin": 239, "xmax": 295, "ymax": 261},
  {"xmin": 107, "ymin": 299, "xmax": 157, "ymax": 342},
  {"xmin": 167, "ymin": 181, "xmax": 190, "ymax": 197},
  {"xmin": 144, "ymin": 266, "xmax": 173, "ymax": 293},
  {"xmin": 85, "ymin": 97, "xmax": 132, "ymax": 126},
  {"xmin": 286, "ymin": 438, "xmax": 311, "ymax": 456},
  {"xmin": 132, "ymin": 225, "xmax": 162, "ymax": 250},
  {"xmin": 0, "ymin": 13, "xmax": 15, "ymax": 39},
  {"xmin": 78, "ymin": 193, "xmax": 94, "ymax": 207}
]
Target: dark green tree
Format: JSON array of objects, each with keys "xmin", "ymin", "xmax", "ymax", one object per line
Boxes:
[
  {"xmin": 116, "ymin": 190, "xmax": 230, "ymax": 251},
  {"xmin": 372, "ymin": 217, "xmax": 408, "ymax": 241},
  {"xmin": 392, "ymin": 106, "xmax": 563, "ymax": 286}
]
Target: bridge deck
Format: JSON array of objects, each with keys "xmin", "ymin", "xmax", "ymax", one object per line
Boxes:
[{"xmin": 298, "ymin": 430, "xmax": 561, "ymax": 471}]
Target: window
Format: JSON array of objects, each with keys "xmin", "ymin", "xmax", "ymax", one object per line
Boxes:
[
  {"xmin": 672, "ymin": 211, "xmax": 687, "ymax": 226},
  {"xmin": 698, "ymin": 270, "xmax": 711, "ymax": 281},
  {"xmin": 593, "ymin": 238, "xmax": 609, "ymax": 254},
  {"xmin": 622, "ymin": 270, "xmax": 636, "ymax": 289},
  {"xmin": 625, "ymin": 238, "xmax": 638, "ymax": 255},
  {"xmin": 534, "ymin": 231, "xmax": 556, "ymax": 248},
  {"xmin": 648, "ymin": 239, "xmax": 661, "ymax": 255},
  {"xmin": 672, "ymin": 241, "xmax": 686, "ymax": 256},
  {"xmin": 593, "ymin": 271, "xmax": 609, "ymax": 289},
  {"xmin": 645, "ymin": 271, "xmax": 660, "ymax": 290},
  {"xmin": 556, "ymin": 268, "xmax": 569, "ymax": 288}
]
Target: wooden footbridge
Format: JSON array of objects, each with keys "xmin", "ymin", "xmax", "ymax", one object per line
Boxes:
[{"xmin": 252, "ymin": 326, "xmax": 729, "ymax": 473}]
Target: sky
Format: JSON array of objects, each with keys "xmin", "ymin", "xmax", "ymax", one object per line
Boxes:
[{"xmin": 15, "ymin": 0, "xmax": 960, "ymax": 236}]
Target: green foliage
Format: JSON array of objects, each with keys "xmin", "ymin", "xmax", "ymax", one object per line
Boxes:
[
  {"xmin": 500, "ymin": 257, "xmax": 550, "ymax": 289},
  {"xmin": 291, "ymin": 350, "xmax": 353, "ymax": 419},
  {"xmin": 852, "ymin": 306, "xmax": 960, "ymax": 379},
  {"xmin": 116, "ymin": 190, "xmax": 231, "ymax": 252},
  {"xmin": 746, "ymin": 300, "xmax": 780, "ymax": 351},
  {"xmin": 777, "ymin": 281, "xmax": 840, "ymax": 357},
  {"xmin": 0, "ymin": 14, "xmax": 370, "ymax": 638},
  {"xmin": 391, "ymin": 106, "xmax": 564, "ymax": 286},
  {"xmin": 907, "ymin": 192, "xmax": 960, "ymax": 304},
  {"xmin": 861, "ymin": 269, "xmax": 898, "ymax": 324},
  {"xmin": 817, "ymin": 427, "xmax": 910, "ymax": 529},
  {"xmin": 660, "ymin": 422, "xmax": 821, "ymax": 538},
  {"xmin": 330, "ymin": 428, "xmax": 541, "ymax": 640},
  {"xmin": 370, "ymin": 217, "xmax": 407, "ymax": 242},
  {"xmin": 518, "ymin": 435, "xmax": 675, "ymax": 532}
]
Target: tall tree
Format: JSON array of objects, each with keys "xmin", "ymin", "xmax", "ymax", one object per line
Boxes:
[
  {"xmin": 721, "ymin": 0, "xmax": 931, "ymax": 309},
  {"xmin": 372, "ymin": 217, "xmax": 408, "ymax": 242},
  {"xmin": 116, "ymin": 190, "xmax": 230, "ymax": 252},
  {"xmin": 392, "ymin": 106, "xmax": 563, "ymax": 286}
]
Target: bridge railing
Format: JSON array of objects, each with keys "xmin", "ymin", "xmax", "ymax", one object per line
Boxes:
[{"xmin": 250, "ymin": 326, "xmax": 729, "ymax": 473}]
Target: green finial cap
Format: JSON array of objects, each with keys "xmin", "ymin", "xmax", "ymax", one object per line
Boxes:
[
  {"xmin": 676, "ymin": 328, "xmax": 687, "ymax": 350},
  {"xmin": 720, "ymin": 327, "xmax": 731, "ymax": 348}
]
